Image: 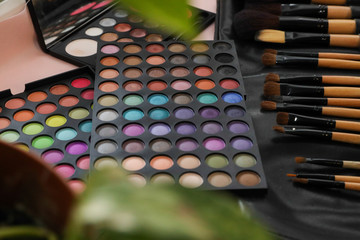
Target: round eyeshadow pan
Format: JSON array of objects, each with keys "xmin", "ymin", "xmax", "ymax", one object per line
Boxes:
[
  {"xmin": 5, "ymin": 98, "xmax": 25, "ymax": 109},
  {"xmin": 197, "ymin": 93, "xmax": 218, "ymax": 104},
  {"xmin": 0, "ymin": 130, "xmax": 20, "ymax": 142},
  {"xmin": 100, "ymin": 32, "xmax": 118, "ymax": 42},
  {"xmin": 98, "ymin": 95, "xmax": 119, "ymax": 107},
  {"xmin": 222, "ymin": 92, "xmax": 243, "ymax": 103},
  {"xmin": 146, "ymin": 44, "xmax": 165, "ymax": 53},
  {"xmin": 201, "ymin": 122, "xmax": 222, "ymax": 135},
  {"xmin": 13, "ymin": 110, "xmax": 34, "ymax": 122},
  {"xmin": 122, "ymin": 157, "xmax": 146, "ymax": 171},
  {"xmin": 148, "ymin": 108, "xmax": 170, "ymax": 120},
  {"xmin": 96, "ymin": 124, "xmax": 118, "ymax": 137},
  {"xmin": 72, "ymin": 78, "xmax": 91, "ymax": 88},
  {"xmin": 217, "ymin": 65, "xmax": 237, "ymax": 75},
  {"xmin": 81, "ymin": 89, "xmax": 94, "ymax": 100},
  {"xmin": 169, "ymin": 55, "xmax": 188, "ymax": 64},
  {"xmin": 148, "ymin": 94, "xmax": 168, "ymax": 105},
  {"xmin": 174, "ymin": 107, "xmax": 194, "ymax": 119},
  {"xmin": 147, "ymin": 80, "xmax": 167, "ymax": 91},
  {"xmin": 99, "ymin": 81, "xmax": 119, "ymax": 92},
  {"xmin": 195, "ymin": 79, "xmax": 215, "ymax": 90},
  {"xmin": 203, "ymin": 137, "xmax": 226, "ymax": 151},
  {"xmin": 122, "ymin": 139, "xmax": 145, "ymax": 153},
  {"xmin": 50, "ymin": 84, "xmax": 69, "ymax": 95},
  {"xmin": 123, "ymin": 109, "xmax": 144, "ymax": 121},
  {"xmin": 97, "ymin": 109, "xmax": 119, "ymax": 121},
  {"xmin": 68, "ymin": 180, "xmax": 86, "ymax": 194},
  {"xmin": 194, "ymin": 66, "xmax": 213, "ymax": 77},
  {"xmin": 32, "ymin": 135, "xmax": 54, "ymax": 149},
  {"xmin": 237, "ymin": 171, "xmax": 261, "ymax": 186},
  {"xmin": 123, "ymin": 94, "xmax": 144, "ymax": 106},
  {"xmin": 85, "ymin": 27, "xmax": 103, "ymax": 36},
  {"xmin": 94, "ymin": 157, "xmax": 118, "ymax": 170},
  {"xmin": 215, "ymin": 53, "xmax": 234, "ymax": 63},
  {"xmin": 234, "ymin": 154, "xmax": 257, "ymax": 168},
  {"xmin": 179, "ymin": 173, "xmax": 203, "ymax": 188},
  {"xmin": 114, "ymin": 23, "xmax": 131, "ymax": 32},
  {"xmin": 228, "ymin": 121, "xmax": 249, "ymax": 134},
  {"xmin": 168, "ymin": 43, "xmax": 186, "ymax": 53},
  {"xmin": 46, "ymin": 115, "xmax": 67, "ymax": 127},
  {"xmin": 123, "ymin": 56, "xmax": 143, "ymax": 65},
  {"xmin": 208, "ymin": 172, "xmax": 232, "ymax": 187},
  {"xmin": 176, "ymin": 138, "xmax": 199, "ymax": 151},
  {"xmin": 68, "ymin": 108, "xmax": 89, "ymax": 119},
  {"xmin": 172, "ymin": 93, "xmax": 192, "ymax": 104},
  {"xmin": 171, "ymin": 80, "xmax": 191, "ymax": 90},
  {"xmin": 56, "ymin": 128, "xmax": 78, "ymax": 141},
  {"xmin": 213, "ymin": 42, "xmax": 232, "ymax": 50},
  {"xmin": 225, "ymin": 106, "xmax": 246, "ymax": 118},
  {"xmin": 15, "ymin": 143, "xmax": 29, "ymax": 152},
  {"xmin": 36, "ymin": 103, "xmax": 57, "ymax": 114},
  {"xmin": 0, "ymin": 118, "xmax": 11, "ymax": 130},
  {"xmin": 114, "ymin": 9, "xmax": 128, "ymax": 18},
  {"xmin": 219, "ymin": 79, "xmax": 240, "ymax": 89},
  {"xmin": 170, "ymin": 67, "xmax": 190, "ymax": 77},
  {"xmin": 150, "ymin": 156, "xmax": 174, "ymax": 170},
  {"xmin": 79, "ymin": 120, "xmax": 92, "ymax": 133},
  {"xmin": 175, "ymin": 122, "xmax": 196, "ymax": 135},
  {"xmin": 54, "ymin": 164, "xmax": 75, "ymax": 178},
  {"xmin": 123, "ymin": 68, "xmax": 142, "ymax": 78},
  {"xmin": 146, "ymin": 34, "xmax": 163, "ymax": 42},
  {"xmin": 99, "ymin": 18, "xmax": 116, "ymax": 27},
  {"xmin": 192, "ymin": 54, "xmax": 210, "ymax": 64},
  {"xmin": 231, "ymin": 137, "xmax": 253, "ymax": 150},
  {"xmin": 147, "ymin": 68, "xmax": 166, "ymax": 78},
  {"xmin": 206, "ymin": 154, "xmax": 229, "ymax": 168},
  {"xmin": 190, "ymin": 42, "xmax": 209, "ymax": 52},
  {"xmin": 199, "ymin": 107, "xmax": 220, "ymax": 119},
  {"xmin": 100, "ymin": 56, "xmax": 120, "ymax": 66},
  {"xmin": 146, "ymin": 56, "xmax": 166, "ymax": 65},
  {"xmin": 100, "ymin": 69, "xmax": 120, "ymax": 79},
  {"xmin": 130, "ymin": 28, "xmax": 147, "ymax": 38},
  {"xmin": 95, "ymin": 140, "xmax": 118, "ymax": 154},
  {"xmin": 123, "ymin": 123, "xmax": 145, "ymax": 136},
  {"xmin": 150, "ymin": 174, "xmax": 175, "ymax": 185},
  {"xmin": 59, "ymin": 96, "xmax": 79, "ymax": 107},
  {"xmin": 150, "ymin": 138, "xmax": 172, "ymax": 152},
  {"xmin": 127, "ymin": 174, "xmax": 147, "ymax": 187},
  {"xmin": 123, "ymin": 81, "xmax": 143, "ymax": 92},
  {"xmin": 27, "ymin": 91, "xmax": 47, "ymax": 102},
  {"xmin": 65, "ymin": 39, "xmax": 97, "ymax": 57},
  {"xmin": 22, "ymin": 122, "xmax": 44, "ymax": 135},
  {"xmin": 149, "ymin": 123, "xmax": 171, "ymax": 136},
  {"xmin": 42, "ymin": 149, "xmax": 64, "ymax": 164},
  {"xmin": 101, "ymin": 45, "xmax": 120, "ymax": 54},
  {"xmin": 177, "ymin": 155, "xmax": 201, "ymax": 169},
  {"xmin": 123, "ymin": 44, "xmax": 142, "ymax": 53},
  {"xmin": 66, "ymin": 141, "xmax": 88, "ymax": 155}
]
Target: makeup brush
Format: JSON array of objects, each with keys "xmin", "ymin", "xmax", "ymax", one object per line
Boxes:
[
  {"xmin": 261, "ymin": 100, "xmax": 360, "ymax": 119},
  {"xmin": 273, "ymin": 125, "xmax": 360, "ymax": 145},
  {"xmin": 245, "ymin": 3, "xmax": 360, "ymax": 19},
  {"xmin": 295, "ymin": 156, "xmax": 360, "ymax": 169},
  {"xmin": 265, "ymin": 49, "xmax": 360, "ymax": 61},
  {"xmin": 248, "ymin": 0, "xmax": 360, "ymax": 6},
  {"xmin": 255, "ymin": 29, "xmax": 360, "ymax": 49},
  {"xmin": 264, "ymin": 81, "xmax": 360, "ymax": 98},
  {"xmin": 277, "ymin": 112, "xmax": 360, "ymax": 132},
  {"xmin": 269, "ymin": 95, "xmax": 360, "ymax": 107},
  {"xmin": 287, "ymin": 173, "xmax": 360, "ymax": 183},
  {"xmin": 266, "ymin": 73, "xmax": 360, "ymax": 86},
  {"xmin": 234, "ymin": 10, "xmax": 360, "ymax": 38},
  {"xmin": 292, "ymin": 178, "xmax": 360, "ymax": 191},
  {"xmin": 262, "ymin": 53, "xmax": 360, "ymax": 70}
]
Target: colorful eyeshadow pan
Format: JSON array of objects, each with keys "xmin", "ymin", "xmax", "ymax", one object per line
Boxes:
[
  {"xmin": 0, "ymin": 67, "xmax": 93, "ymax": 183},
  {"xmin": 91, "ymin": 40, "xmax": 266, "ymax": 191}
]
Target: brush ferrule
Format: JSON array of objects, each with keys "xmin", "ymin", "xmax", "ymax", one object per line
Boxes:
[
  {"xmin": 281, "ymin": 4, "xmax": 328, "ymax": 18},
  {"xmin": 351, "ymin": 6, "xmax": 360, "ymax": 18},
  {"xmin": 280, "ymin": 96, "xmax": 328, "ymax": 105},
  {"xmin": 284, "ymin": 32, "xmax": 330, "ymax": 46},
  {"xmin": 276, "ymin": 50, "xmax": 319, "ymax": 58},
  {"xmin": 307, "ymin": 178, "xmax": 345, "ymax": 189},
  {"xmin": 279, "ymin": 16, "xmax": 328, "ymax": 33},
  {"xmin": 283, "ymin": 127, "xmax": 332, "ymax": 139},
  {"xmin": 280, "ymin": 83, "xmax": 324, "ymax": 97},
  {"xmin": 297, "ymin": 174, "xmax": 334, "ymax": 181},
  {"xmin": 288, "ymin": 113, "xmax": 336, "ymax": 128},
  {"xmin": 278, "ymin": 103, "xmax": 323, "ymax": 115},
  {"xmin": 347, "ymin": 0, "xmax": 360, "ymax": 6},
  {"xmin": 307, "ymin": 158, "xmax": 344, "ymax": 167},
  {"xmin": 275, "ymin": 55, "xmax": 318, "ymax": 67}
]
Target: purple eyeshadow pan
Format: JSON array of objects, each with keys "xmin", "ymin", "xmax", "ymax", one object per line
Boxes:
[
  {"xmin": 176, "ymin": 138, "xmax": 199, "ymax": 151},
  {"xmin": 149, "ymin": 123, "xmax": 171, "ymax": 136},
  {"xmin": 42, "ymin": 149, "xmax": 64, "ymax": 164},
  {"xmin": 199, "ymin": 107, "xmax": 220, "ymax": 119},
  {"xmin": 174, "ymin": 107, "xmax": 195, "ymax": 119},
  {"xmin": 175, "ymin": 122, "xmax": 196, "ymax": 135},
  {"xmin": 227, "ymin": 121, "xmax": 249, "ymax": 134},
  {"xmin": 123, "ymin": 123, "xmax": 145, "ymax": 136},
  {"xmin": 201, "ymin": 122, "xmax": 223, "ymax": 134},
  {"xmin": 230, "ymin": 137, "xmax": 253, "ymax": 150},
  {"xmin": 66, "ymin": 141, "xmax": 88, "ymax": 155}
]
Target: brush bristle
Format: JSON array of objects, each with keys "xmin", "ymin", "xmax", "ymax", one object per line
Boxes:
[
  {"xmin": 286, "ymin": 173, "xmax": 297, "ymax": 177},
  {"xmin": 262, "ymin": 53, "xmax": 277, "ymax": 66},
  {"xmin": 276, "ymin": 112, "xmax": 290, "ymax": 125},
  {"xmin": 273, "ymin": 125, "xmax": 285, "ymax": 133},
  {"xmin": 255, "ymin": 29, "xmax": 286, "ymax": 43},
  {"xmin": 295, "ymin": 157, "xmax": 306, "ymax": 163},
  {"xmin": 265, "ymin": 73, "xmax": 280, "ymax": 82},
  {"xmin": 264, "ymin": 49, "xmax": 278, "ymax": 54},
  {"xmin": 244, "ymin": 3, "xmax": 282, "ymax": 15},
  {"xmin": 263, "ymin": 81, "xmax": 280, "ymax": 96},
  {"xmin": 233, "ymin": 10, "xmax": 280, "ymax": 40},
  {"xmin": 261, "ymin": 101, "xmax": 277, "ymax": 111}
]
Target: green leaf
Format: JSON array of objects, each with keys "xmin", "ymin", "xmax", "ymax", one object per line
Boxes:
[
  {"xmin": 112, "ymin": 0, "xmax": 198, "ymax": 39},
  {"xmin": 65, "ymin": 168, "xmax": 276, "ymax": 240}
]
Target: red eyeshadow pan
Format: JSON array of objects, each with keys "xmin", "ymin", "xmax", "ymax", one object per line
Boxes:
[
  {"xmin": 81, "ymin": 89, "xmax": 95, "ymax": 100},
  {"xmin": 0, "ymin": 118, "xmax": 11, "ymax": 129},
  {"xmin": 5, "ymin": 98, "xmax": 25, "ymax": 109},
  {"xmin": 71, "ymin": 78, "xmax": 91, "ymax": 88},
  {"xmin": 194, "ymin": 66, "xmax": 213, "ymax": 77},
  {"xmin": 114, "ymin": 23, "xmax": 132, "ymax": 32},
  {"xmin": 147, "ymin": 81, "xmax": 167, "ymax": 91},
  {"xmin": 36, "ymin": 103, "xmax": 57, "ymax": 114},
  {"xmin": 146, "ymin": 44, "xmax": 164, "ymax": 53},
  {"xmin": 59, "ymin": 96, "xmax": 80, "ymax": 107}
]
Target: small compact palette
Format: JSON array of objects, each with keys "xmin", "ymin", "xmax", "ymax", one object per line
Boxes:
[
  {"xmin": 28, "ymin": 0, "xmax": 215, "ymax": 68},
  {"xmin": 91, "ymin": 40, "xmax": 267, "ymax": 190},
  {"xmin": 0, "ymin": 67, "xmax": 94, "ymax": 192}
]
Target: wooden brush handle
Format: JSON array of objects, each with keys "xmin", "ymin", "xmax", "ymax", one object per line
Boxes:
[
  {"xmin": 335, "ymin": 120, "xmax": 360, "ymax": 132},
  {"xmin": 345, "ymin": 182, "xmax": 360, "ymax": 191},
  {"xmin": 336, "ymin": 175, "xmax": 360, "ymax": 182},
  {"xmin": 327, "ymin": 6, "xmax": 352, "ymax": 19},
  {"xmin": 327, "ymin": 98, "xmax": 360, "ymax": 107},
  {"xmin": 332, "ymin": 131, "xmax": 360, "ymax": 144},
  {"xmin": 323, "ymin": 76, "xmax": 360, "ymax": 85},
  {"xmin": 343, "ymin": 161, "xmax": 360, "ymax": 169},
  {"xmin": 319, "ymin": 53, "xmax": 360, "ymax": 61},
  {"xmin": 312, "ymin": 0, "xmax": 346, "ymax": 4},
  {"xmin": 318, "ymin": 58, "xmax": 360, "ymax": 70},
  {"xmin": 323, "ymin": 86, "xmax": 360, "ymax": 97},
  {"xmin": 322, "ymin": 106, "xmax": 360, "ymax": 118},
  {"xmin": 328, "ymin": 20, "xmax": 357, "ymax": 34},
  {"xmin": 329, "ymin": 34, "xmax": 360, "ymax": 48}
]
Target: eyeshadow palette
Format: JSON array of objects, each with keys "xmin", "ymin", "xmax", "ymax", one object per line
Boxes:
[
  {"xmin": 0, "ymin": 67, "xmax": 94, "ymax": 192},
  {"xmin": 28, "ymin": 0, "xmax": 216, "ymax": 68},
  {"xmin": 90, "ymin": 40, "xmax": 267, "ymax": 190}
]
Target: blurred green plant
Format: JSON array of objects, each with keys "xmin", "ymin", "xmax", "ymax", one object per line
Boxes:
[{"xmin": 65, "ymin": 168, "xmax": 275, "ymax": 240}]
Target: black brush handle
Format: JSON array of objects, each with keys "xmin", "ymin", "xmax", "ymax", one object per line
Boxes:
[
  {"xmin": 306, "ymin": 158, "xmax": 344, "ymax": 167},
  {"xmin": 352, "ymin": 6, "xmax": 360, "ymax": 18},
  {"xmin": 281, "ymin": 4, "xmax": 328, "ymax": 18},
  {"xmin": 296, "ymin": 174, "xmax": 335, "ymax": 181},
  {"xmin": 275, "ymin": 55, "xmax": 319, "ymax": 67},
  {"xmin": 283, "ymin": 127, "xmax": 333, "ymax": 139},
  {"xmin": 277, "ymin": 103, "xmax": 324, "ymax": 115},
  {"xmin": 280, "ymin": 83, "xmax": 325, "ymax": 97},
  {"xmin": 279, "ymin": 16, "xmax": 329, "ymax": 33},
  {"xmin": 284, "ymin": 32, "xmax": 330, "ymax": 45},
  {"xmin": 276, "ymin": 50, "xmax": 319, "ymax": 58},
  {"xmin": 347, "ymin": 0, "xmax": 360, "ymax": 6},
  {"xmin": 280, "ymin": 96, "xmax": 328, "ymax": 105},
  {"xmin": 307, "ymin": 178, "xmax": 345, "ymax": 188},
  {"xmin": 287, "ymin": 113, "xmax": 336, "ymax": 128}
]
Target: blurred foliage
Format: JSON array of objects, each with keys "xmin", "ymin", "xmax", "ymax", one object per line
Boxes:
[
  {"xmin": 112, "ymin": 0, "xmax": 198, "ymax": 39},
  {"xmin": 65, "ymin": 168, "xmax": 275, "ymax": 240}
]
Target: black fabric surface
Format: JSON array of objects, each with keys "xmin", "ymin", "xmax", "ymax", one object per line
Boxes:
[{"xmin": 216, "ymin": 1, "xmax": 360, "ymax": 239}]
